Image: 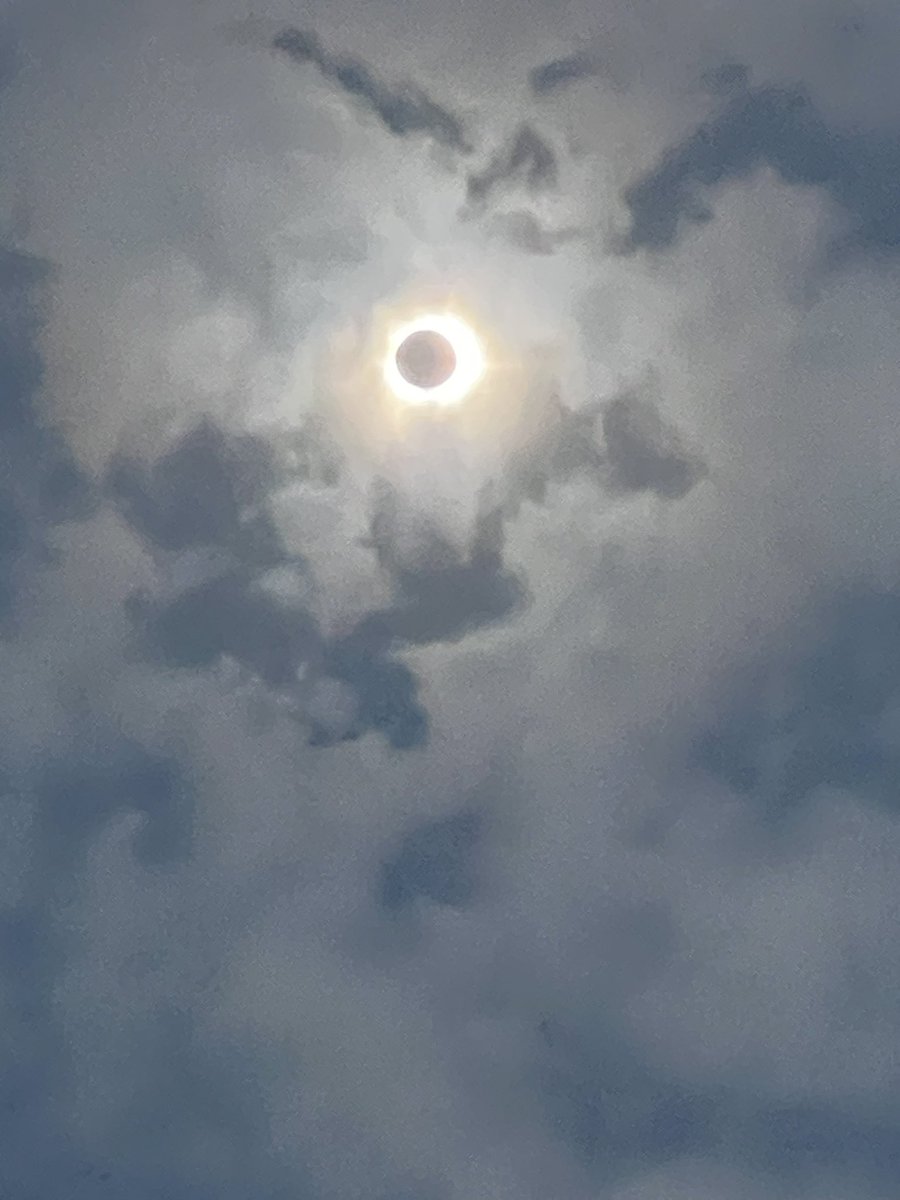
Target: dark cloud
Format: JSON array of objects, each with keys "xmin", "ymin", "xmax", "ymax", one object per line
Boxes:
[
  {"xmin": 360, "ymin": 478, "xmax": 526, "ymax": 644},
  {"xmin": 504, "ymin": 396, "xmax": 605, "ymax": 511},
  {"xmin": 466, "ymin": 125, "xmax": 558, "ymax": 207},
  {"xmin": 112, "ymin": 432, "xmax": 525, "ymax": 748},
  {"xmin": 621, "ymin": 84, "xmax": 900, "ymax": 256},
  {"xmin": 0, "ymin": 728, "xmax": 215, "ymax": 1199},
  {"xmin": 379, "ymin": 809, "xmax": 481, "ymax": 911},
  {"xmin": 696, "ymin": 588, "xmax": 900, "ymax": 818},
  {"xmin": 504, "ymin": 392, "xmax": 705, "ymax": 511},
  {"xmin": 529, "ymin": 52, "xmax": 601, "ymax": 96},
  {"xmin": 317, "ymin": 631, "xmax": 429, "ymax": 748},
  {"xmin": 35, "ymin": 735, "xmax": 195, "ymax": 871},
  {"xmin": 107, "ymin": 420, "xmax": 284, "ymax": 561},
  {"xmin": 535, "ymin": 1020, "xmax": 721, "ymax": 1183},
  {"xmin": 534, "ymin": 1009, "xmax": 900, "ymax": 1193},
  {"xmin": 107, "ymin": 420, "xmax": 425, "ymax": 747},
  {"xmin": 272, "ymin": 26, "xmax": 472, "ymax": 152},
  {"xmin": 0, "ymin": 246, "xmax": 95, "ymax": 623},
  {"xmin": 601, "ymin": 393, "xmax": 707, "ymax": 500}
]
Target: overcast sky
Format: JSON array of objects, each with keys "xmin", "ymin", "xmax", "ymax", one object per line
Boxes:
[{"xmin": 2, "ymin": 0, "xmax": 900, "ymax": 1197}]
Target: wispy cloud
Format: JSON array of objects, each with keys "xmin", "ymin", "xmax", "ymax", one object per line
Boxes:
[
  {"xmin": 529, "ymin": 52, "xmax": 602, "ymax": 96},
  {"xmin": 466, "ymin": 124, "xmax": 558, "ymax": 207},
  {"xmin": 272, "ymin": 26, "xmax": 472, "ymax": 152}
]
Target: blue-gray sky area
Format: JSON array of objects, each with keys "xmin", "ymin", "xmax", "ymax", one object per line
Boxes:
[{"xmin": 2, "ymin": 0, "xmax": 900, "ymax": 1196}]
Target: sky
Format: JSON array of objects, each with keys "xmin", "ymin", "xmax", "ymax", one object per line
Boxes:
[{"xmin": 2, "ymin": 0, "xmax": 900, "ymax": 1196}]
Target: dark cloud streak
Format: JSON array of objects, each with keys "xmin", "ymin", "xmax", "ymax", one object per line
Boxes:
[
  {"xmin": 272, "ymin": 26, "xmax": 472, "ymax": 152},
  {"xmin": 622, "ymin": 84, "xmax": 900, "ymax": 256},
  {"xmin": 466, "ymin": 124, "xmax": 558, "ymax": 207},
  {"xmin": 529, "ymin": 52, "xmax": 601, "ymax": 95}
]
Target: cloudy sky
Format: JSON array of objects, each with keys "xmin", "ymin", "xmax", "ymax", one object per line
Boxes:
[{"xmin": 3, "ymin": 0, "xmax": 900, "ymax": 1196}]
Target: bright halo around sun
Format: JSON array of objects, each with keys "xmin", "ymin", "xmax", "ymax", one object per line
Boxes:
[{"xmin": 384, "ymin": 313, "xmax": 485, "ymax": 408}]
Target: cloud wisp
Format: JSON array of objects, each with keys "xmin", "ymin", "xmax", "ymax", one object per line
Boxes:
[
  {"xmin": 465, "ymin": 124, "xmax": 559, "ymax": 207},
  {"xmin": 272, "ymin": 26, "xmax": 473, "ymax": 152},
  {"xmin": 529, "ymin": 52, "xmax": 603, "ymax": 96}
]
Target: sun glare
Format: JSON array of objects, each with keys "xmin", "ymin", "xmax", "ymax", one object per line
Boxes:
[{"xmin": 384, "ymin": 312, "xmax": 485, "ymax": 407}]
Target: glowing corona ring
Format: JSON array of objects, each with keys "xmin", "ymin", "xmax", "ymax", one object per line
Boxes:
[{"xmin": 384, "ymin": 313, "xmax": 485, "ymax": 408}]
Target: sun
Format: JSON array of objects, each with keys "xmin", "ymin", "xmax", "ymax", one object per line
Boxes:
[{"xmin": 383, "ymin": 312, "xmax": 485, "ymax": 408}]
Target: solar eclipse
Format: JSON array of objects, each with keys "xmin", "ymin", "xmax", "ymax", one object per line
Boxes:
[{"xmin": 384, "ymin": 313, "xmax": 485, "ymax": 407}]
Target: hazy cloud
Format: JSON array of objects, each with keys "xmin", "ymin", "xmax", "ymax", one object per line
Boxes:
[{"xmin": 487, "ymin": 210, "xmax": 584, "ymax": 255}]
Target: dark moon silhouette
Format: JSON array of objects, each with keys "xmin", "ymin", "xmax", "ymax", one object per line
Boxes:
[{"xmin": 395, "ymin": 329, "xmax": 457, "ymax": 389}]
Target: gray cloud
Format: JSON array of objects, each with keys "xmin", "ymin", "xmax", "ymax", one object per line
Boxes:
[
  {"xmin": 696, "ymin": 588, "xmax": 900, "ymax": 817},
  {"xmin": 700, "ymin": 61, "xmax": 751, "ymax": 96},
  {"xmin": 107, "ymin": 420, "xmax": 285, "ymax": 561},
  {"xmin": 487, "ymin": 210, "xmax": 584, "ymax": 255},
  {"xmin": 360, "ymin": 478, "xmax": 527, "ymax": 645},
  {"xmin": 504, "ymin": 391, "xmax": 706, "ymax": 512},
  {"xmin": 601, "ymin": 393, "xmax": 707, "ymax": 500},
  {"xmin": 111, "ymin": 422, "xmax": 430, "ymax": 748},
  {"xmin": 529, "ymin": 52, "xmax": 602, "ymax": 96},
  {"xmin": 0, "ymin": 245, "xmax": 95, "ymax": 621},
  {"xmin": 466, "ymin": 124, "xmax": 559, "ymax": 207},
  {"xmin": 6, "ymin": 3, "xmax": 900, "ymax": 1199},
  {"xmin": 504, "ymin": 396, "xmax": 605, "ymax": 510},
  {"xmin": 380, "ymin": 808, "xmax": 481, "ymax": 911},
  {"xmin": 272, "ymin": 26, "xmax": 472, "ymax": 152},
  {"xmin": 621, "ymin": 84, "xmax": 900, "ymax": 256},
  {"xmin": 110, "ymin": 429, "xmax": 526, "ymax": 749}
]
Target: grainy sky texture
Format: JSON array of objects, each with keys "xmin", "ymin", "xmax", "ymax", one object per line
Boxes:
[{"xmin": 2, "ymin": 1, "xmax": 900, "ymax": 1197}]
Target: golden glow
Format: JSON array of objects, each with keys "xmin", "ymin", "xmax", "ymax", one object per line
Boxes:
[{"xmin": 383, "ymin": 313, "xmax": 485, "ymax": 408}]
